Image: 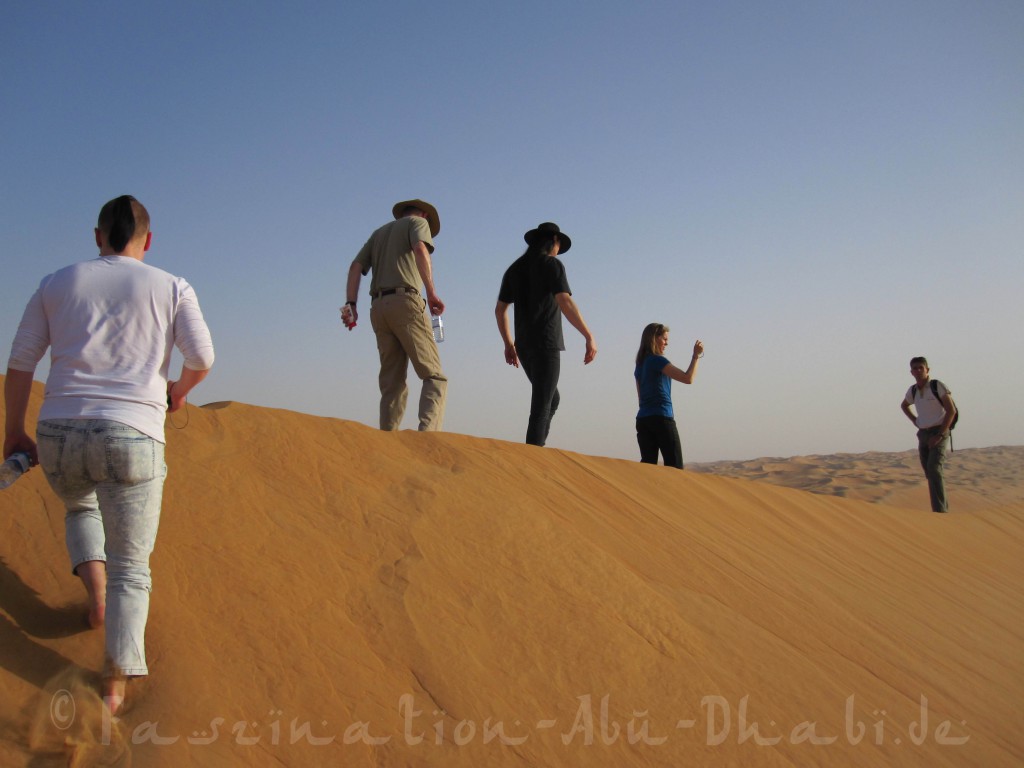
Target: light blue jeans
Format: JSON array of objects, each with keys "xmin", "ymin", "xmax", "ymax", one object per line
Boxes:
[{"xmin": 36, "ymin": 419, "xmax": 166, "ymax": 676}]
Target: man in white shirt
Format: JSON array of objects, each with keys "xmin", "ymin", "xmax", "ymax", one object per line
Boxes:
[
  {"xmin": 900, "ymin": 356, "xmax": 957, "ymax": 513},
  {"xmin": 4, "ymin": 195, "xmax": 215, "ymax": 712}
]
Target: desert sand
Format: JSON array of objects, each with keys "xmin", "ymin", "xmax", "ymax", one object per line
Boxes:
[
  {"xmin": 692, "ymin": 444, "xmax": 1024, "ymax": 512},
  {"xmin": 1, "ymin": 375, "xmax": 1021, "ymax": 767}
]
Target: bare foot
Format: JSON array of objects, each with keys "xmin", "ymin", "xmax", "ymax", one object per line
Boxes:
[{"xmin": 77, "ymin": 560, "xmax": 107, "ymax": 629}]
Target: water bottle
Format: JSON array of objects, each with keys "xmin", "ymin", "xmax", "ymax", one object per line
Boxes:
[
  {"xmin": 340, "ymin": 304, "xmax": 356, "ymax": 330},
  {"xmin": 431, "ymin": 315, "xmax": 444, "ymax": 343},
  {"xmin": 0, "ymin": 452, "xmax": 31, "ymax": 490}
]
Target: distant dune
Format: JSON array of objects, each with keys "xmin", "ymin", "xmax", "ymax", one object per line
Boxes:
[
  {"xmin": 693, "ymin": 445, "xmax": 1024, "ymax": 512},
  {"xmin": 1, "ymin": 376, "xmax": 1022, "ymax": 767}
]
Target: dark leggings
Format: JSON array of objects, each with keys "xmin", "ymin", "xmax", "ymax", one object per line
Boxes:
[
  {"xmin": 637, "ymin": 416, "xmax": 684, "ymax": 469},
  {"xmin": 519, "ymin": 349, "xmax": 561, "ymax": 446}
]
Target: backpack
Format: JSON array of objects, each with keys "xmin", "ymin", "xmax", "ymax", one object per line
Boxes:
[{"xmin": 928, "ymin": 380, "xmax": 959, "ymax": 431}]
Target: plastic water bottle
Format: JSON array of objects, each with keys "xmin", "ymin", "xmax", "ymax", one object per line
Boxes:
[
  {"xmin": 340, "ymin": 304, "xmax": 356, "ymax": 330},
  {"xmin": 0, "ymin": 452, "xmax": 31, "ymax": 490},
  {"xmin": 431, "ymin": 315, "xmax": 444, "ymax": 343}
]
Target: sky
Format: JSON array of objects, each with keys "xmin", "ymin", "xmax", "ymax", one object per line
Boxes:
[{"xmin": 2, "ymin": 0, "xmax": 1022, "ymax": 463}]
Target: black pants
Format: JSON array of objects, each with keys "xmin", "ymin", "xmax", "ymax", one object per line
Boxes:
[
  {"xmin": 519, "ymin": 349, "xmax": 560, "ymax": 446},
  {"xmin": 637, "ymin": 416, "xmax": 683, "ymax": 469}
]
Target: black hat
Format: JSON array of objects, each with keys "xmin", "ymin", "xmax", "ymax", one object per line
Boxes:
[{"xmin": 524, "ymin": 222, "xmax": 571, "ymax": 253}]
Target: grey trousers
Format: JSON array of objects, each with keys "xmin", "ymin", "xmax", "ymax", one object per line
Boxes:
[{"xmin": 917, "ymin": 427, "xmax": 949, "ymax": 512}]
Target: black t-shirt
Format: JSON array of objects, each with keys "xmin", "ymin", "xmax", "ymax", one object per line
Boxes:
[{"xmin": 498, "ymin": 253, "xmax": 572, "ymax": 351}]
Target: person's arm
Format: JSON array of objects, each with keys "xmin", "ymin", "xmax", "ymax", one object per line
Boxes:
[
  {"xmin": 4, "ymin": 288, "xmax": 48, "ymax": 464},
  {"xmin": 901, "ymin": 397, "xmax": 917, "ymax": 425},
  {"xmin": 345, "ymin": 260, "xmax": 363, "ymax": 326},
  {"xmin": 662, "ymin": 340, "xmax": 704, "ymax": 384},
  {"xmin": 938, "ymin": 393, "xmax": 957, "ymax": 433},
  {"xmin": 929, "ymin": 392, "xmax": 958, "ymax": 447},
  {"xmin": 4, "ymin": 368, "xmax": 37, "ymax": 463},
  {"xmin": 555, "ymin": 292, "xmax": 596, "ymax": 364},
  {"xmin": 494, "ymin": 300, "xmax": 518, "ymax": 367},
  {"xmin": 168, "ymin": 284, "xmax": 215, "ymax": 413},
  {"xmin": 414, "ymin": 242, "xmax": 445, "ymax": 316},
  {"xmin": 167, "ymin": 367, "xmax": 211, "ymax": 413}
]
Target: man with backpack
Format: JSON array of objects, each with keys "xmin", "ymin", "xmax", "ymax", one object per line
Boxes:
[{"xmin": 900, "ymin": 356, "xmax": 957, "ymax": 513}]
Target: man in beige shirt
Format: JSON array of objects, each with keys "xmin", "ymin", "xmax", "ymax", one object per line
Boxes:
[{"xmin": 345, "ymin": 199, "xmax": 447, "ymax": 431}]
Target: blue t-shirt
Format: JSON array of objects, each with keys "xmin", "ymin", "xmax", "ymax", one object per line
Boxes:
[{"xmin": 635, "ymin": 355, "xmax": 673, "ymax": 418}]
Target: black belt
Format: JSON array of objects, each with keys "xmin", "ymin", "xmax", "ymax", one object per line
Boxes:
[{"xmin": 373, "ymin": 287, "xmax": 419, "ymax": 299}]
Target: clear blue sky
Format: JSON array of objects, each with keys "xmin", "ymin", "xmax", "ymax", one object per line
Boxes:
[{"xmin": 2, "ymin": 1, "xmax": 1022, "ymax": 462}]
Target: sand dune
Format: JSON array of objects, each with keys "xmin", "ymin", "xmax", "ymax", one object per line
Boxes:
[
  {"xmin": 693, "ymin": 445, "xmax": 1024, "ymax": 512},
  {"xmin": 1, "ymin": 376, "xmax": 1022, "ymax": 767}
]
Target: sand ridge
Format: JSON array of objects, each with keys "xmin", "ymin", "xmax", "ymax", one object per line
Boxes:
[{"xmin": 1, "ymin": 377, "xmax": 1022, "ymax": 766}]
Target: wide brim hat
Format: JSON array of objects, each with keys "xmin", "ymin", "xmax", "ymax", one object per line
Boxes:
[
  {"xmin": 524, "ymin": 221, "xmax": 571, "ymax": 253},
  {"xmin": 392, "ymin": 199, "xmax": 440, "ymax": 237}
]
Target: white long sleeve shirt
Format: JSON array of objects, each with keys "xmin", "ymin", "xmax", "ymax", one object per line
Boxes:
[{"xmin": 8, "ymin": 255, "xmax": 215, "ymax": 442}]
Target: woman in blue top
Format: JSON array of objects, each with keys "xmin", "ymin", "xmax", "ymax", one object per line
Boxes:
[{"xmin": 634, "ymin": 323, "xmax": 704, "ymax": 468}]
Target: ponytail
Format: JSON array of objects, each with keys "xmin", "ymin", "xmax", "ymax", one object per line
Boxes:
[{"xmin": 98, "ymin": 195, "xmax": 149, "ymax": 253}]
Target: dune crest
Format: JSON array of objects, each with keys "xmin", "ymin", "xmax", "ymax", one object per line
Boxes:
[{"xmin": 1, "ymin": 377, "xmax": 1022, "ymax": 766}]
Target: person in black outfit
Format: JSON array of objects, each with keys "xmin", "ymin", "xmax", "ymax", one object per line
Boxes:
[{"xmin": 495, "ymin": 223, "xmax": 597, "ymax": 446}]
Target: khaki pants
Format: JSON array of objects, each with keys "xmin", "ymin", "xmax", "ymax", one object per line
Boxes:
[{"xmin": 369, "ymin": 292, "xmax": 447, "ymax": 431}]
